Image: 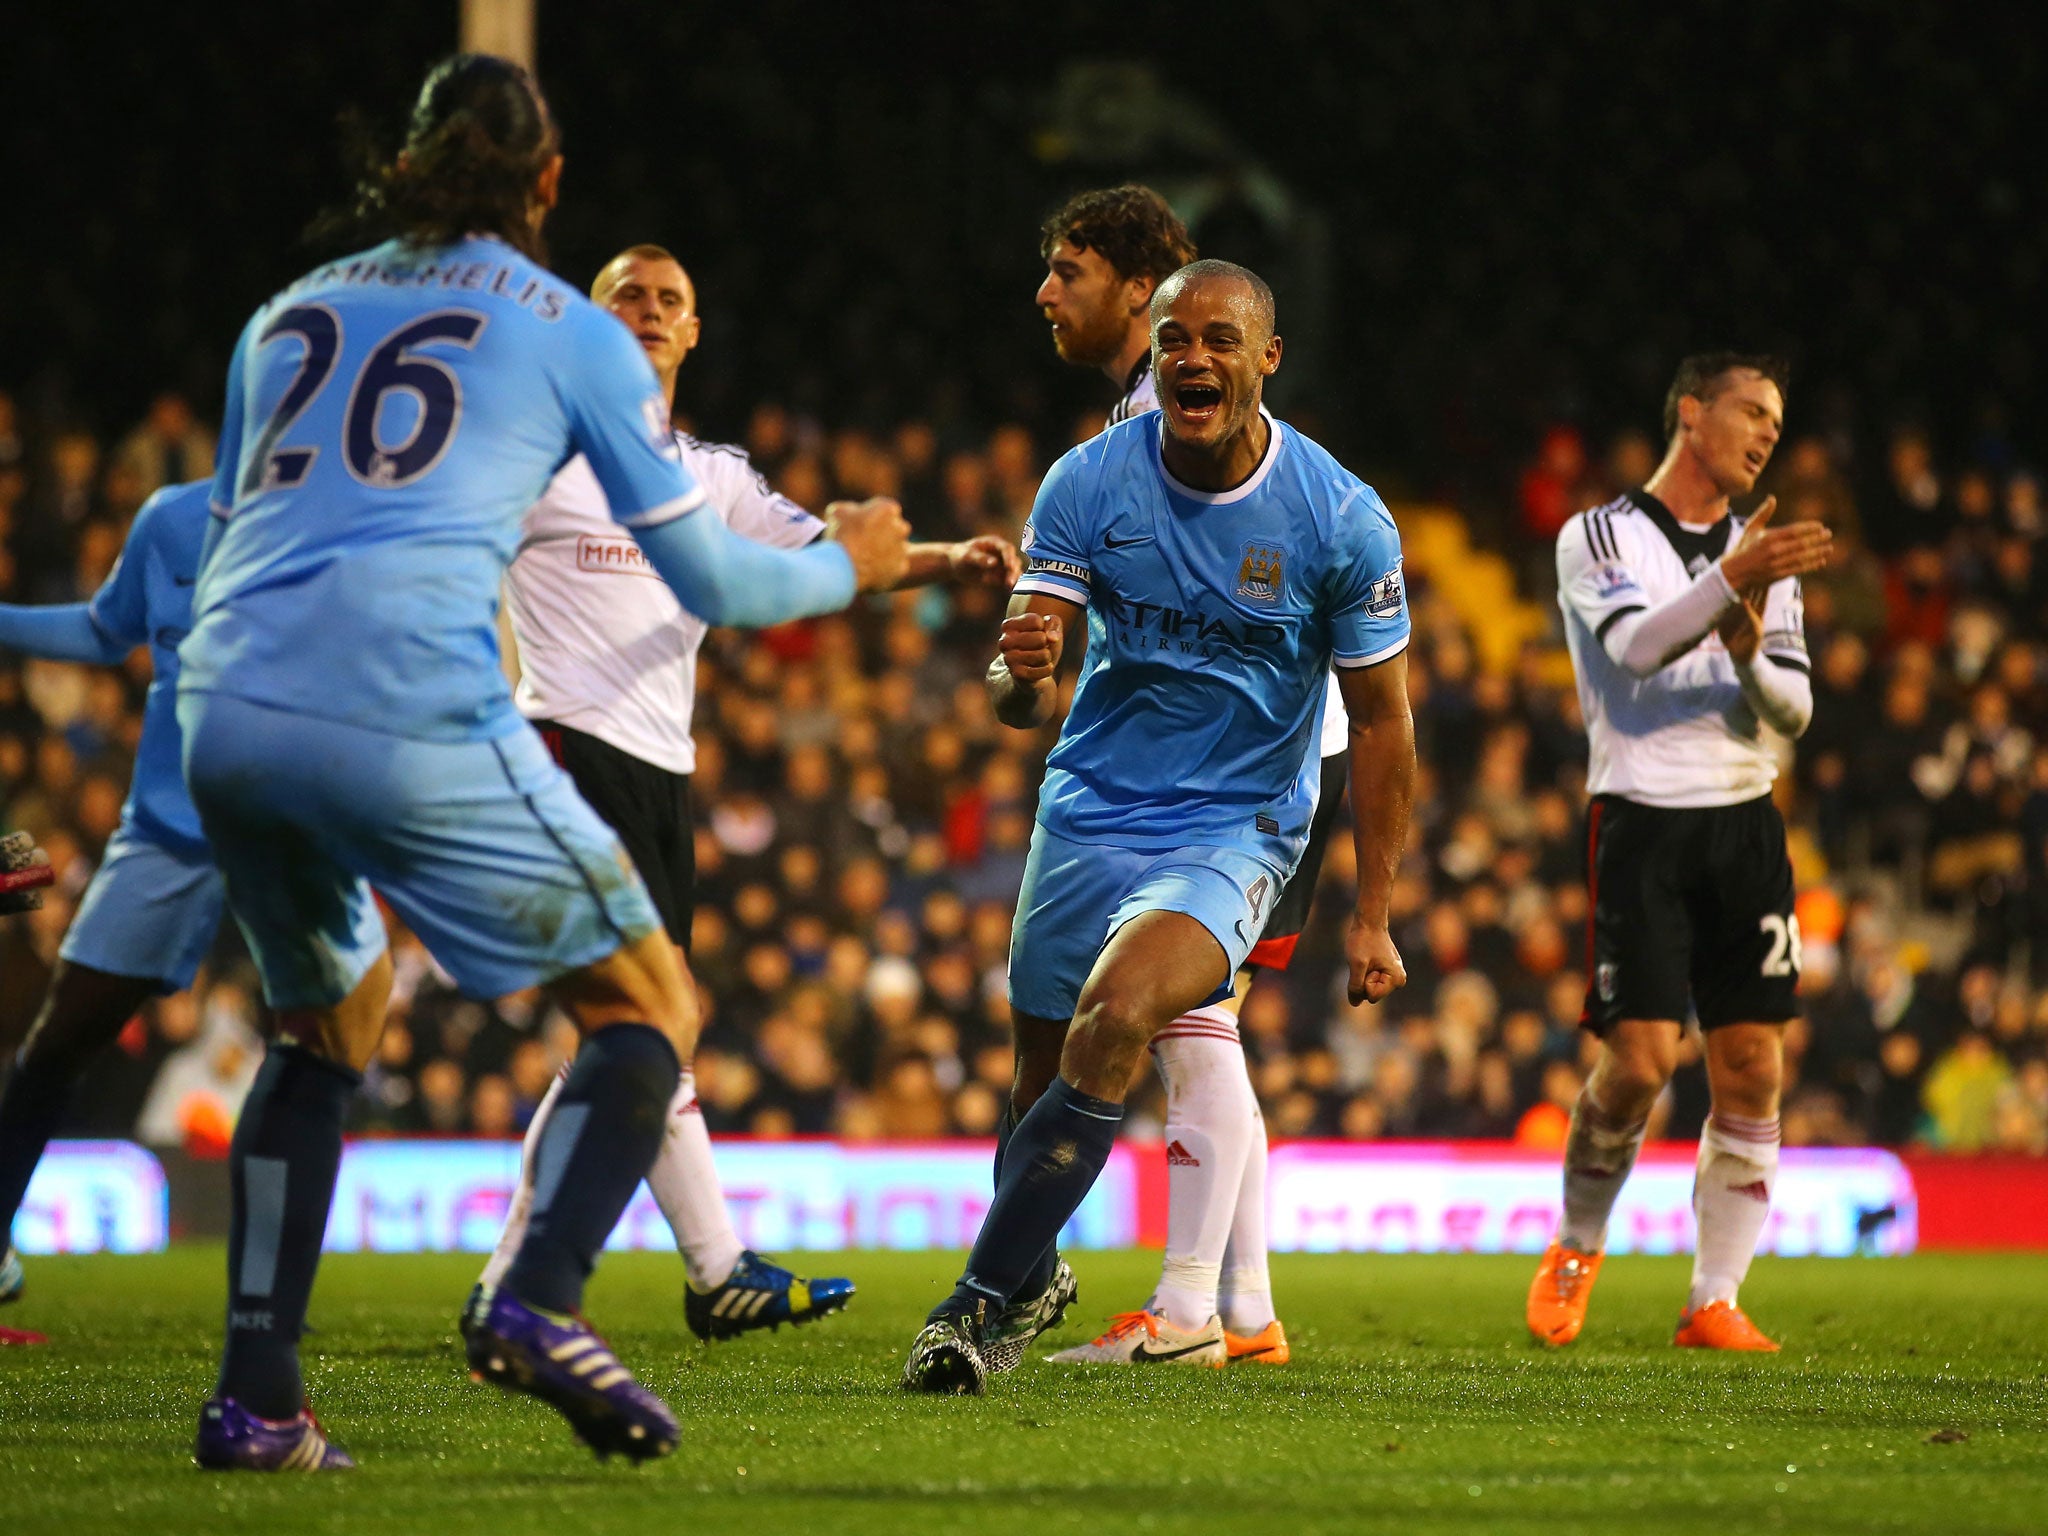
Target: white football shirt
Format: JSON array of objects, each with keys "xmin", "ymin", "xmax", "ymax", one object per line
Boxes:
[
  {"xmin": 1558, "ymin": 491, "xmax": 1810, "ymax": 808},
  {"xmin": 1113, "ymin": 352, "xmax": 1348, "ymax": 758},
  {"xmin": 508, "ymin": 434, "xmax": 823, "ymax": 774}
]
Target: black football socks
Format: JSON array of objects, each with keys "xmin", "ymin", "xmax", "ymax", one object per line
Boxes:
[
  {"xmin": 0, "ymin": 989, "xmax": 139, "ymax": 1238},
  {"xmin": 993, "ymin": 1096, "xmax": 1059, "ymax": 1306},
  {"xmin": 935, "ymin": 1077, "xmax": 1121, "ymax": 1321},
  {"xmin": 217, "ymin": 1044, "xmax": 359, "ymax": 1420},
  {"xmin": 501, "ymin": 1023, "xmax": 679, "ymax": 1316},
  {"xmin": 0, "ymin": 1052, "xmax": 88, "ymax": 1240}
]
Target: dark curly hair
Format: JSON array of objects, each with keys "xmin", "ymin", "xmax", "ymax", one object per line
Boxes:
[
  {"xmin": 311, "ymin": 54, "xmax": 561, "ymax": 264},
  {"xmin": 1663, "ymin": 352, "xmax": 1791, "ymax": 440},
  {"xmin": 1039, "ymin": 184, "xmax": 1196, "ymax": 286}
]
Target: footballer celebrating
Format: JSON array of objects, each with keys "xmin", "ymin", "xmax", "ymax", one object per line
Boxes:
[
  {"xmin": 1035, "ymin": 186, "xmax": 1345, "ymax": 1366},
  {"xmin": 1529, "ymin": 354, "xmax": 1830, "ymax": 1353},
  {"xmin": 904, "ymin": 260, "xmax": 1415, "ymax": 1394},
  {"xmin": 470, "ymin": 242, "xmax": 1017, "ymax": 1343}
]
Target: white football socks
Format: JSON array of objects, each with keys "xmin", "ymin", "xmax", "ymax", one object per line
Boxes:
[
  {"xmin": 478, "ymin": 1066, "xmax": 743, "ymax": 1293},
  {"xmin": 478, "ymin": 1064, "xmax": 558, "ymax": 1290},
  {"xmin": 1150, "ymin": 1016, "xmax": 1261, "ymax": 1334},
  {"xmin": 645, "ymin": 1070, "xmax": 746, "ymax": 1291},
  {"xmin": 1688, "ymin": 1109, "xmax": 1780, "ymax": 1310},
  {"xmin": 1557, "ymin": 1084, "xmax": 1650, "ymax": 1253},
  {"xmin": 1217, "ymin": 1096, "xmax": 1275, "ymax": 1335}
]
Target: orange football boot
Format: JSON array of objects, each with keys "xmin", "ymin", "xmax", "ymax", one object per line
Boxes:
[
  {"xmin": 1525, "ymin": 1241, "xmax": 1603, "ymax": 1347},
  {"xmin": 1223, "ymin": 1320, "xmax": 1290, "ymax": 1364},
  {"xmin": 1673, "ymin": 1299, "xmax": 1779, "ymax": 1352}
]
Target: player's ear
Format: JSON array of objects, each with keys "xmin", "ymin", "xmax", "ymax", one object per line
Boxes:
[
  {"xmin": 1261, "ymin": 333, "xmax": 1283, "ymax": 377},
  {"xmin": 532, "ymin": 153, "xmax": 564, "ymax": 214},
  {"xmin": 681, "ymin": 315, "xmax": 703, "ymax": 349},
  {"xmin": 1126, "ymin": 274, "xmax": 1155, "ymax": 317}
]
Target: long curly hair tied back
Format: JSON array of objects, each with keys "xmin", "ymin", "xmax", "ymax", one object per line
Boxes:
[{"xmin": 315, "ymin": 53, "xmax": 560, "ymax": 264}]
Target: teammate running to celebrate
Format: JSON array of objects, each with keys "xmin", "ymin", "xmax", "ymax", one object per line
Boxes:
[
  {"xmin": 471, "ymin": 242, "xmax": 1018, "ymax": 1342},
  {"xmin": 1034, "ymin": 187, "xmax": 1338, "ymax": 1367},
  {"xmin": 182, "ymin": 55, "xmax": 905, "ymax": 1468},
  {"xmin": 903, "ymin": 260, "xmax": 1415, "ymax": 1394},
  {"xmin": 0, "ymin": 482, "xmax": 217, "ymax": 1329},
  {"xmin": 1528, "ymin": 353, "xmax": 1829, "ymax": 1353}
]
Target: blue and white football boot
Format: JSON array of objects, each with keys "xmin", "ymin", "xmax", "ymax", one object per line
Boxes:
[
  {"xmin": 684, "ymin": 1250, "xmax": 855, "ymax": 1342},
  {"xmin": 0, "ymin": 1244, "xmax": 23, "ymax": 1305}
]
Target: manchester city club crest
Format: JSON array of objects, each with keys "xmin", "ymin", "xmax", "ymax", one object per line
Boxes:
[{"xmin": 1237, "ymin": 541, "xmax": 1284, "ymax": 604}]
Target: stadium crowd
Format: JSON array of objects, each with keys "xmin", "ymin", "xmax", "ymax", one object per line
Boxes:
[{"xmin": 1, "ymin": 383, "xmax": 2044, "ymax": 1158}]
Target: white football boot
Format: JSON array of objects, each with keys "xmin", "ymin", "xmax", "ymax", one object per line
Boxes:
[{"xmin": 1045, "ymin": 1309, "xmax": 1226, "ymax": 1366}]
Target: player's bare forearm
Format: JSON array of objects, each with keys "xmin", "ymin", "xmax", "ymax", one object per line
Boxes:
[
  {"xmin": 988, "ymin": 590, "xmax": 1079, "ymax": 730},
  {"xmin": 986, "ymin": 655, "xmax": 1057, "ymax": 728},
  {"xmin": 892, "ymin": 536, "xmax": 1021, "ymax": 591},
  {"xmin": 1346, "ymin": 690, "xmax": 1415, "ymax": 928},
  {"xmin": 1337, "ymin": 653, "xmax": 1414, "ymax": 1003}
]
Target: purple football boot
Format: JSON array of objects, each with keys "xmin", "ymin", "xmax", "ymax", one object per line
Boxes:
[
  {"xmin": 194, "ymin": 1396, "xmax": 354, "ymax": 1471},
  {"xmin": 464, "ymin": 1286, "xmax": 679, "ymax": 1462}
]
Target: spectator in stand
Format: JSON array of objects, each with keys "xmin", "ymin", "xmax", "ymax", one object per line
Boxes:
[
  {"xmin": 110, "ymin": 392, "xmax": 213, "ymax": 502},
  {"xmin": 1517, "ymin": 425, "xmax": 1594, "ymax": 543}
]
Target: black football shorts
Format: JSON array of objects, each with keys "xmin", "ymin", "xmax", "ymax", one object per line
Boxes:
[
  {"xmin": 534, "ymin": 719, "xmax": 695, "ymax": 953},
  {"xmin": 1581, "ymin": 792, "xmax": 1799, "ymax": 1033}
]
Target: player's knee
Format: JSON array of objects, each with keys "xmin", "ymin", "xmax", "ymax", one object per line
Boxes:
[
  {"xmin": 1010, "ymin": 1055, "xmax": 1061, "ymax": 1114},
  {"xmin": 1708, "ymin": 1030, "xmax": 1783, "ymax": 1113},
  {"xmin": 551, "ymin": 934, "xmax": 698, "ymax": 1058},
  {"xmin": 1066, "ymin": 992, "xmax": 1154, "ymax": 1073},
  {"xmin": 1597, "ymin": 1030, "xmax": 1677, "ymax": 1107}
]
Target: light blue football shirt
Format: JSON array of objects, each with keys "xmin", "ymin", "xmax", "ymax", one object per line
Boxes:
[
  {"xmin": 182, "ymin": 235, "xmax": 704, "ymax": 741},
  {"xmin": 85, "ymin": 479, "xmax": 212, "ymax": 853},
  {"xmin": 1013, "ymin": 409, "xmax": 1408, "ymax": 865}
]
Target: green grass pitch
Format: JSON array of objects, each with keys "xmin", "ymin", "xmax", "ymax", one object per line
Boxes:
[{"xmin": 3, "ymin": 1247, "xmax": 2044, "ymax": 1535}]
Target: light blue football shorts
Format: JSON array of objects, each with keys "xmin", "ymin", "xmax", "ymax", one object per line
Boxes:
[
  {"xmin": 1007, "ymin": 821, "xmax": 1290, "ymax": 1023},
  {"xmin": 59, "ymin": 822, "xmax": 225, "ymax": 992},
  {"xmin": 177, "ymin": 691, "xmax": 662, "ymax": 1010}
]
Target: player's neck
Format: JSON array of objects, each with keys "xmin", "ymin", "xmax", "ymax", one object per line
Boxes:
[
  {"xmin": 1641, "ymin": 444, "xmax": 1729, "ymax": 528},
  {"xmin": 1102, "ymin": 329, "xmax": 1150, "ymax": 393},
  {"xmin": 1161, "ymin": 411, "xmax": 1271, "ymax": 493},
  {"xmin": 656, "ymin": 366, "xmax": 681, "ymax": 415}
]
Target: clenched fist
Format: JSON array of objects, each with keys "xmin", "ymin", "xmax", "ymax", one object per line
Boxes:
[
  {"xmin": 1346, "ymin": 914, "xmax": 1406, "ymax": 1006},
  {"xmin": 824, "ymin": 497, "xmax": 911, "ymax": 592},
  {"xmin": 949, "ymin": 535, "xmax": 1023, "ymax": 588},
  {"xmin": 998, "ymin": 611, "xmax": 1065, "ymax": 685}
]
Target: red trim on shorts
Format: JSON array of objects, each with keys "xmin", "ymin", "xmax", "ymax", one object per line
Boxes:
[
  {"xmin": 1246, "ymin": 932, "xmax": 1301, "ymax": 970},
  {"xmin": 1579, "ymin": 799, "xmax": 1604, "ymax": 1026},
  {"xmin": 540, "ymin": 728, "xmax": 565, "ymax": 765}
]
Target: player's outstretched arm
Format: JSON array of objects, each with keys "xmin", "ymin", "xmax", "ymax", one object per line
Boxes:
[
  {"xmin": 890, "ymin": 534, "xmax": 1022, "ymax": 591},
  {"xmin": 0, "ymin": 602, "xmax": 133, "ymax": 667},
  {"xmin": 1337, "ymin": 652, "xmax": 1416, "ymax": 1006},
  {"xmin": 631, "ymin": 496, "xmax": 908, "ymax": 628},
  {"xmin": 987, "ymin": 591, "xmax": 1081, "ymax": 729}
]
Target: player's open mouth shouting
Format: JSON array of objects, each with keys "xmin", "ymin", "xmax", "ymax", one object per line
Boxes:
[{"xmin": 1170, "ymin": 380, "xmax": 1224, "ymax": 424}]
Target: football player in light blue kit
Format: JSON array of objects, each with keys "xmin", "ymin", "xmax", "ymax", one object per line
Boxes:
[
  {"xmin": 903, "ymin": 260, "xmax": 1418, "ymax": 1392},
  {"xmin": 180, "ymin": 56, "xmax": 907, "ymax": 1471},
  {"xmin": 0, "ymin": 480, "xmax": 218, "ymax": 1312}
]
